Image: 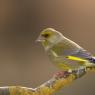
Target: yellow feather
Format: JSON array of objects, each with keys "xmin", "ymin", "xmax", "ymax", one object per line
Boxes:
[{"xmin": 67, "ymin": 56, "xmax": 87, "ymax": 62}]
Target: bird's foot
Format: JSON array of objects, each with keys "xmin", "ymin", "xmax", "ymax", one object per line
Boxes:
[{"xmin": 53, "ymin": 71, "xmax": 70, "ymax": 79}]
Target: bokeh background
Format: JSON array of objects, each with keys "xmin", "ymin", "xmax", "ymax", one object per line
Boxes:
[{"xmin": 0, "ymin": 0, "xmax": 95, "ymax": 95}]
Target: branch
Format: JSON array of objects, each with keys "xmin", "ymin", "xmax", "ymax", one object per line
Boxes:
[{"xmin": 0, "ymin": 67, "xmax": 88, "ymax": 95}]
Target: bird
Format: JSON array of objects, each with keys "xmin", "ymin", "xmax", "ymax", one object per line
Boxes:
[{"xmin": 36, "ymin": 28, "xmax": 95, "ymax": 71}]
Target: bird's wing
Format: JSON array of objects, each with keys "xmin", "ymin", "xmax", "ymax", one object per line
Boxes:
[
  {"xmin": 66, "ymin": 49, "xmax": 92, "ymax": 62},
  {"xmin": 52, "ymin": 40, "xmax": 92, "ymax": 63}
]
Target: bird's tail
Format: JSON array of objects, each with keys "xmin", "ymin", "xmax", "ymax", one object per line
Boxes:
[{"xmin": 88, "ymin": 57, "xmax": 95, "ymax": 64}]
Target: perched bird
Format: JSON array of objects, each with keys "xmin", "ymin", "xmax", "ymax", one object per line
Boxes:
[{"xmin": 37, "ymin": 28, "xmax": 95, "ymax": 71}]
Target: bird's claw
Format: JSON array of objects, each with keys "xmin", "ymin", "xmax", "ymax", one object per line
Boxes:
[{"xmin": 53, "ymin": 71, "xmax": 70, "ymax": 79}]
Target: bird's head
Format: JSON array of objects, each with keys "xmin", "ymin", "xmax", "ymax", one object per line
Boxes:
[{"xmin": 36, "ymin": 28, "xmax": 63, "ymax": 48}]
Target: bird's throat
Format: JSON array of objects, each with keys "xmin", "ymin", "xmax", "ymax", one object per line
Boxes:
[{"xmin": 42, "ymin": 40, "xmax": 49, "ymax": 47}]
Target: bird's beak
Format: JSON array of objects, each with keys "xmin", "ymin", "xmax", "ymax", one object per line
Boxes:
[{"xmin": 36, "ymin": 35, "xmax": 45, "ymax": 42}]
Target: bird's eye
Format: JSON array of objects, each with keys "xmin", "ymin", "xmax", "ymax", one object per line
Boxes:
[{"xmin": 42, "ymin": 33, "xmax": 50, "ymax": 38}]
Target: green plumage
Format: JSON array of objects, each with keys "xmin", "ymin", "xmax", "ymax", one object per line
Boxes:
[{"xmin": 37, "ymin": 28, "xmax": 95, "ymax": 71}]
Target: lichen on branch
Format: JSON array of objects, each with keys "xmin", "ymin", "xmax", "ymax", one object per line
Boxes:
[{"xmin": 0, "ymin": 66, "xmax": 89, "ymax": 95}]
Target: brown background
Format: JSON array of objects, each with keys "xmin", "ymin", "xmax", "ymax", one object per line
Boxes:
[{"xmin": 0, "ymin": 0, "xmax": 95, "ymax": 95}]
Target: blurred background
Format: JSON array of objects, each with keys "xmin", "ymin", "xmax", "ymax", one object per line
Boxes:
[{"xmin": 0, "ymin": 0, "xmax": 95, "ymax": 95}]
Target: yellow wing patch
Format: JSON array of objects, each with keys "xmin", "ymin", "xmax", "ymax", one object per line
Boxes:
[{"xmin": 66, "ymin": 56, "xmax": 87, "ymax": 62}]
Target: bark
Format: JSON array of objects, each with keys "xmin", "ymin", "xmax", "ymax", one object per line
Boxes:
[{"xmin": 0, "ymin": 67, "xmax": 88, "ymax": 95}]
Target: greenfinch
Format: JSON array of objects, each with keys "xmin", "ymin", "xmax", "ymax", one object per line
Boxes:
[{"xmin": 37, "ymin": 28, "xmax": 95, "ymax": 71}]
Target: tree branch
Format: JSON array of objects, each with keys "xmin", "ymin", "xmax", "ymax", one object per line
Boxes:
[{"xmin": 0, "ymin": 66, "xmax": 94, "ymax": 95}]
